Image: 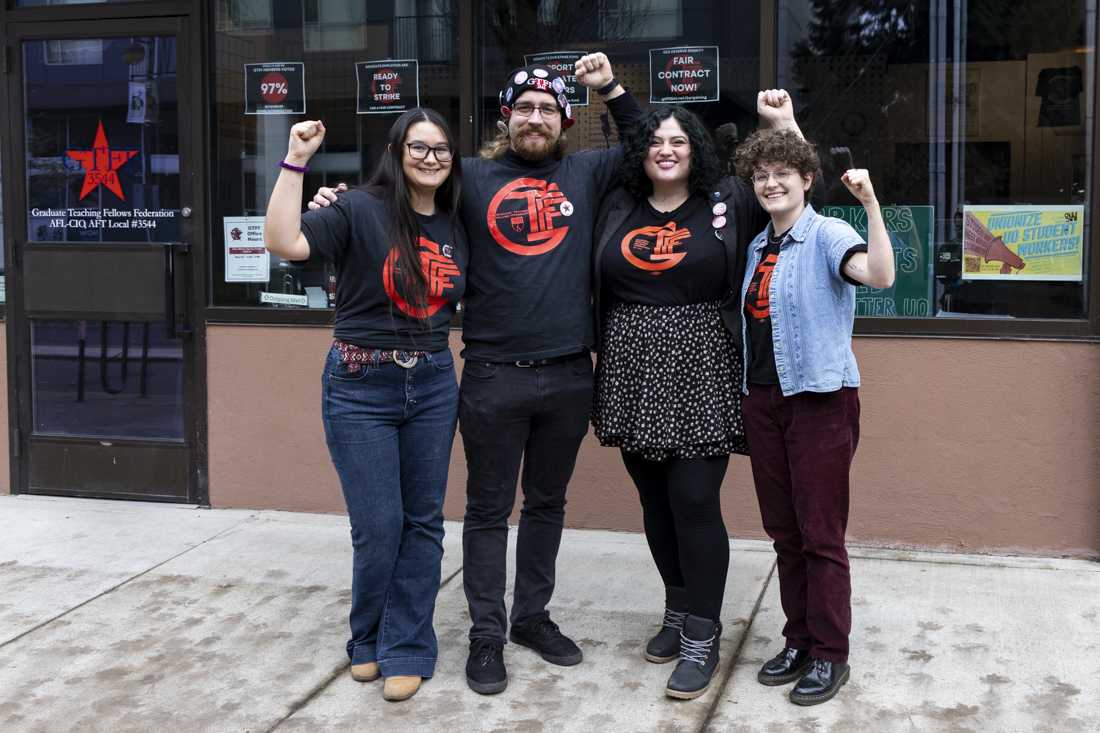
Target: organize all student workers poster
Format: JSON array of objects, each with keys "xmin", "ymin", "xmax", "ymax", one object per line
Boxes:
[
  {"xmin": 356, "ymin": 60, "xmax": 420, "ymax": 114},
  {"xmin": 649, "ymin": 46, "xmax": 719, "ymax": 104},
  {"xmin": 524, "ymin": 51, "xmax": 589, "ymax": 106},
  {"xmin": 962, "ymin": 205, "xmax": 1084, "ymax": 281},
  {"xmin": 244, "ymin": 62, "xmax": 306, "ymax": 115},
  {"xmin": 821, "ymin": 205, "xmax": 934, "ymax": 318}
]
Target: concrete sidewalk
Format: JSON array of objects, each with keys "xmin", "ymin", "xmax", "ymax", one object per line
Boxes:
[{"xmin": 0, "ymin": 495, "xmax": 1096, "ymax": 733}]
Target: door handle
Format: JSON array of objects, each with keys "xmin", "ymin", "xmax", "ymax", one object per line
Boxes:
[{"xmin": 163, "ymin": 242, "xmax": 191, "ymax": 339}]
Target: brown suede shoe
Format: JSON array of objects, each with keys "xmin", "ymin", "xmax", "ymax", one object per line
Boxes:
[
  {"xmin": 350, "ymin": 662, "xmax": 380, "ymax": 682},
  {"xmin": 383, "ymin": 675, "xmax": 422, "ymax": 702}
]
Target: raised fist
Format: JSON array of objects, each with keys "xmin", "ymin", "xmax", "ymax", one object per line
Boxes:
[
  {"xmin": 575, "ymin": 52, "xmax": 614, "ymax": 90},
  {"xmin": 841, "ymin": 168, "xmax": 877, "ymax": 207},
  {"xmin": 286, "ymin": 120, "xmax": 326, "ymax": 165}
]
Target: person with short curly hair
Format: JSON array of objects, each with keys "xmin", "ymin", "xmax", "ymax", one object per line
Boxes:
[
  {"xmin": 735, "ymin": 127, "xmax": 894, "ymax": 706},
  {"xmin": 591, "ymin": 92, "xmax": 802, "ymax": 700}
]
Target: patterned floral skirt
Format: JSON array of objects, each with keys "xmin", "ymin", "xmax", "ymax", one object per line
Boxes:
[{"xmin": 592, "ymin": 300, "xmax": 748, "ymax": 462}]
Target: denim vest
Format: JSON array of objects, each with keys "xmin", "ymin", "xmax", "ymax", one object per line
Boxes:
[{"xmin": 740, "ymin": 204, "xmax": 865, "ymax": 396}]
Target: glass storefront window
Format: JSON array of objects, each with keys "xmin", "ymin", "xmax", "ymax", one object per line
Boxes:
[
  {"xmin": 479, "ymin": 1, "xmax": 760, "ymax": 159},
  {"xmin": 210, "ymin": 0, "xmax": 461, "ymax": 310},
  {"xmin": 779, "ymin": 0, "xmax": 1094, "ymax": 320}
]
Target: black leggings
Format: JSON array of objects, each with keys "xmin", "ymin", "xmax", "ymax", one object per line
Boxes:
[{"xmin": 621, "ymin": 451, "xmax": 730, "ymax": 622}]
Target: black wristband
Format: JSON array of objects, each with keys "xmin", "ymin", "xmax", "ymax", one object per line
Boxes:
[{"xmin": 596, "ymin": 78, "xmax": 619, "ymax": 96}]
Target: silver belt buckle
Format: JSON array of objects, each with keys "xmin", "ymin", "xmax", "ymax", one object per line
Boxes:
[
  {"xmin": 392, "ymin": 350, "xmax": 419, "ymax": 369},
  {"xmin": 514, "ymin": 359, "xmax": 534, "ymax": 368}
]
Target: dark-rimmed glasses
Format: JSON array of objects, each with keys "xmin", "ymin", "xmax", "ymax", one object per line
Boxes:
[{"xmin": 406, "ymin": 142, "xmax": 453, "ymax": 162}]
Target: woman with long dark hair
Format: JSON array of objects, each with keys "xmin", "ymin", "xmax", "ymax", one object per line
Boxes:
[
  {"xmin": 591, "ymin": 95, "xmax": 800, "ymax": 700},
  {"xmin": 264, "ymin": 108, "xmax": 466, "ymax": 702}
]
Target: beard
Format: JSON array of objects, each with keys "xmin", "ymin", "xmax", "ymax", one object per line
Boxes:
[{"xmin": 511, "ymin": 124, "xmax": 564, "ymax": 161}]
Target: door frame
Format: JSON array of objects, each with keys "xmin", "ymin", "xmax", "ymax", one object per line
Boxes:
[{"xmin": 1, "ymin": 6, "xmax": 208, "ymax": 504}]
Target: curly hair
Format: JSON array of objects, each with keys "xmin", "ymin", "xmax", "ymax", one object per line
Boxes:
[
  {"xmin": 616, "ymin": 106, "xmax": 721, "ymax": 200},
  {"xmin": 734, "ymin": 128, "xmax": 820, "ymax": 181}
]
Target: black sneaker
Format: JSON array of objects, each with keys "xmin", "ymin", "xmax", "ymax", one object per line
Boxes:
[
  {"xmin": 509, "ymin": 617, "xmax": 583, "ymax": 666},
  {"xmin": 466, "ymin": 638, "xmax": 507, "ymax": 695}
]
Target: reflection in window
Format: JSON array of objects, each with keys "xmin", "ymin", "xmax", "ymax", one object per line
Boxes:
[
  {"xmin": 779, "ymin": 0, "xmax": 1094, "ymax": 320},
  {"xmin": 481, "ymin": 1, "xmax": 758, "ymax": 156},
  {"xmin": 304, "ymin": 1, "xmax": 367, "ymax": 52},
  {"xmin": 43, "ymin": 39, "xmax": 103, "ymax": 66},
  {"xmin": 32, "ymin": 319, "xmax": 184, "ymax": 441},
  {"xmin": 600, "ymin": 0, "xmax": 682, "ymax": 40},
  {"xmin": 212, "ymin": 0, "xmax": 463, "ymax": 309}
]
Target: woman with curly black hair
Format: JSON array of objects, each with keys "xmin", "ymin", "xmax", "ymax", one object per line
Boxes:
[{"xmin": 591, "ymin": 94, "xmax": 802, "ymax": 700}]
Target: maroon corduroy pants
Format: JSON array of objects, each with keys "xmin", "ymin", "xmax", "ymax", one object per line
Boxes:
[{"xmin": 742, "ymin": 384, "xmax": 860, "ymax": 663}]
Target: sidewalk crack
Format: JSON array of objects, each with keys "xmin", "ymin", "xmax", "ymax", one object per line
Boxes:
[
  {"xmin": 266, "ymin": 566, "xmax": 464, "ymax": 731},
  {"xmin": 699, "ymin": 557, "xmax": 777, "ymax": 732},
  {"xmin": 0, "ymin": 512, "xmax": 260, "ymax": 652}
]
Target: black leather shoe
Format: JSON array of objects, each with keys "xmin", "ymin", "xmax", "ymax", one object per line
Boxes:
[
  {"xmin": 789, "ymin": 658, "xmax": 850, "ymax": 706},
  {"xmin": 466, "ymin": 638, "xmax": 507, "ymax": 695},
  {"xmin": 645, "ymin": 587, "xmax": 689, "ymax": 663},
  {"xmin": 757, "ymin": 646, "xmax": 811, "ymax": 686},
  {"xmin": 509, "ymin": 617, "xmax": 583, "ymax": 666},
  {"xmin": 665, "ymin": 615, "xmax": 721, "ymax": 700}
]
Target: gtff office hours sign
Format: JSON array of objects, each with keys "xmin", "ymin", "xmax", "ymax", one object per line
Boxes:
[
  {"xmin": 649, "ymin": 46, "xmax": 720, "ymax": 104},
  {"xmin": 244, "ymin": 62, "xmax": 306, "ymax": 115},
  {"xmin": 357, "ymin": 60, "xmax": 420, "ymax": 114}
]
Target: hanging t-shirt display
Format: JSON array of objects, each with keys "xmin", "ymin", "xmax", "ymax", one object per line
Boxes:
[
  {"xmin": 1035, "ymin": 66, "xmax": 1083, "ymax": 127},
  {"xmin": 300, "ymin": 189, "xmax": 466, "ymax": 351},
  {"xmin": 601, "ymin": 196, "xmax": 727, "ymax": 307}
]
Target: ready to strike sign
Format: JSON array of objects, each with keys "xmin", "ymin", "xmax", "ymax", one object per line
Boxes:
[
  {"xmin": 524, "ymin": 51, "xmax": 589, "ymax": 106},
  {"xmin": 649, "ymin": 46, "xmax": 720, "ymax": 104},
  {"xmin": 244, "ymin": 62, "xmax": 306, "ymax": 115},
  {"xmin": 357, "ymin": 59, "xmax": 420, "ymax": 114}
]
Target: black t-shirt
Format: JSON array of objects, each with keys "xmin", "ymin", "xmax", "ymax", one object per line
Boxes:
[
  {"xmin": 601, "ymin": 195, "xmax": 727, "ymax": 306},
  {"xmin": 299, "ymin": 189, "xmax": 467, "ymax": 351},
  {"xmin": 1036, "ymin": 66, "xmax": 1083, "ymax": 127},
  {"xmin": 744, "ymin": 228, "xmax": 868, "ymax": 385},
  {"xmin": 459, "ymin": 92, "xmax": 642, "ymax": 361},
  {"xmin": 744, "ymin": 233, "xmax": 783, "ymax": 385}
]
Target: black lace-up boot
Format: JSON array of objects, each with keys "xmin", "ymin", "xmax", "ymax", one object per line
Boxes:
[
  {"xmin": 644, "ymin": 586, "xmax": 689, "ymax": 663},
  {"xmin": 665, "ymin": 615, "xmax": 721, "ymax": 699}
]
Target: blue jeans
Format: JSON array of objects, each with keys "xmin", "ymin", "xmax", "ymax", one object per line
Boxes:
[{"xmin": 322, "ymin": 344, "xmax": 459, "ymax": 679}]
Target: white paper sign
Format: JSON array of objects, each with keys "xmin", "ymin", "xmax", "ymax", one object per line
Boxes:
[
  {"xmin": 224, "ymin": 216, "xmax": 270, "ymax": 282},
  {"xmin": 260, "ymin": 291, "xmax": 309, "ymax": 307}
]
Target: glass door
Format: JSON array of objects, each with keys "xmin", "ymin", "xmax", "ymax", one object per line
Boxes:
[{"xmin": 5, "ymin": 16, "xmax": 204, "ymax": 502}]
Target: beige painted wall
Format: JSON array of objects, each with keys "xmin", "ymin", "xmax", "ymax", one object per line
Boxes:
[{"xmin": 207, "ymin": 326, "xmax": 1100, "ymax": 556}]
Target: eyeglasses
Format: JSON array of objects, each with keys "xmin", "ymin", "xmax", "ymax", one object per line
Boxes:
[
  {"xmin": 512, "ymin": 102, "xmax": 561, "ymax": 118},
  {"xmin": 752, "ymin": 168, "xmax": 798, "ymax": 185},
  {"xmin": 406, "ymin": 142, "xmax": 453, "ymax": 162}
]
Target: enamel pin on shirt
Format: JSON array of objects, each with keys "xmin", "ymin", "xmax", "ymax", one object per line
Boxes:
[{"xmin": 712, "ymin": 202, "xmax": 727, "ymax": 239}]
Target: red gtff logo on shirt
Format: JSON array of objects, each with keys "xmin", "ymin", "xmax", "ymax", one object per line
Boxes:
[
  {"xmin": 745, "ymin": 252, "xmax": 778, "ymax": 320},
  {"xmin": 621, "ymin": 222, "xmax": 690, "ymax": 274},
  {"xmin": 487, "ymin": 177, "xmax": 573, "ymax": 256},
  {"xmin": 382, "ymin": 236, "xmax": 461, "ymax": 318}
]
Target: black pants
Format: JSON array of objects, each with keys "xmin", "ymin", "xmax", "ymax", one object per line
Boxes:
[
  {"xmin": 621, "ymin": 451, "xmax": 730, "ymax": 622},
  {"xmin": 459, "ymin": 354, "xmax": 593, "ymax": 641}
]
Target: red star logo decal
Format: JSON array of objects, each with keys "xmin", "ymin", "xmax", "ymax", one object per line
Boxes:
[{"xmin": 66, "ymin": 121, "xmax": 139, "ymax": 201}]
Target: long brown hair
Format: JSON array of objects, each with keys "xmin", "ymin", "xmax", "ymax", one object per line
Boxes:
[{"xmin": 364, "ymin": 108, "xmax": 462, "ymax": 321}]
